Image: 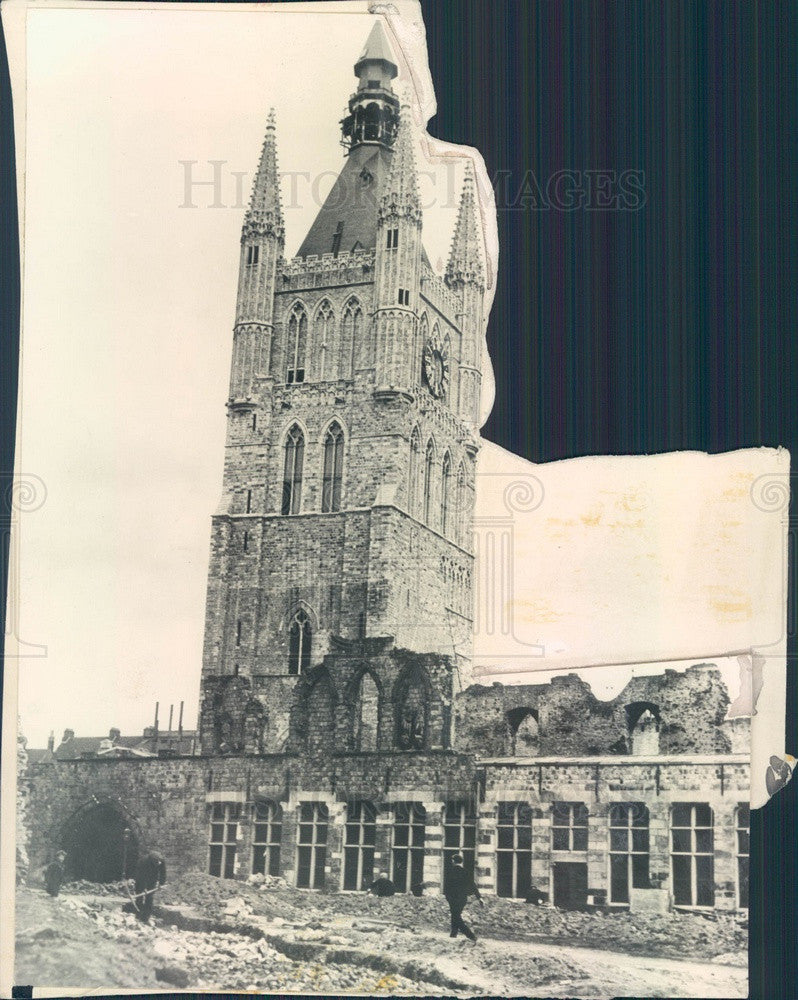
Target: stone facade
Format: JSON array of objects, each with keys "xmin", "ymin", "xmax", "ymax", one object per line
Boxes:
[
  {"xmin": 21, "ymin": 22, "xmax": 750, "ymax": 915},
  {"xmin": 25, "ymin": 738, "xmax": 749, "ymax": 911},
  {"xmin": 199, "ymin": 21, "xmax": 482, "ymax": 760}
]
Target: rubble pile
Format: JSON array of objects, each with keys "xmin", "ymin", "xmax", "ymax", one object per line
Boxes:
[
  {"xmin": 247, "ymin": 872, "xmax": 288, "ymax": 888},
  {"xmin": 160, "ymin": 873, "xmax": 745, "ymax": 963},
  {"xmin": 36, "ymin": 887, "xmax": 448, "ymax": 994},
  {"xmin": 15, "ymin": 881, "xmax": 747, "ymax": 995},
  {"xmin": 61, "ymin": 878, "xmax": 133, "ymax": 897},
  {"xmin": 471, "ymin": 898, "xmax": 748, "ymax": 961}
]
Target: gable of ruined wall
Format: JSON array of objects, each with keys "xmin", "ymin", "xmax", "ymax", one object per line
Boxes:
[{"xmin": 454, "ymin": 666, "xmax": 747, "ymax": 757}]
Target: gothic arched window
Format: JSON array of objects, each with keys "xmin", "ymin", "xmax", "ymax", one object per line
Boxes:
[
  {"xmin": 288, "ymin": 608, "xmax": 312, "ymax": 675},
  {"xmin": 408, "ymin": 426, "xmax": 421, "ymax": 517},
  {"xmin": 395, "ymin": 664, "xmax": 430, "ymax": 750},
  {"xmin": 354, "ymin": 672, "xmax": 380, "ymax": 752},
  {"xmin": 343, "ymin": 298, "xmax": 363, "ymax": 375},
  {"xmin": 440, "ymin": 451, "xmax": 452, "ymax": 536},
  {"xmin": 315, "ymin": 300, "xmax": 334, "ymax": 381},
  {"xmin": 287, "ymin": 303, "xmax": 308, "ymax": 384},
  {"xmin": 306, "ymin": 672, "xmax": 335, "ymax": 751},
  {"xmin": 281, "ymin": 424, "xmax": 304, "ymax": 515},
  {"xmin": 423, "ymin": 438, "xmax": 436, "ymax": 526},
  {"xmin": 322, "ymin": 421, "xmax": 345, "ymax": 513},
  {"xmin": 630, "ymin": 708, "xmax": 660, "ymax": 756}
]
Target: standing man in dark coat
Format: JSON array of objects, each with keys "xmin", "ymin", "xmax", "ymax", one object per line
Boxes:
[
  {"xmin": 444, "ymin": 854, "xmax": 483, "ymax": 942},
  {"xmin": 44, "ymin": 851, "xmax": 67, "ymax": 897},
  {"xmin": 134, "ymin": 849, "xmax": 166, "ymax": 922}
]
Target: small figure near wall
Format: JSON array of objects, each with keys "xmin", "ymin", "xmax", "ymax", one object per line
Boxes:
[
  {"xmin": 133, "ymin": 849, "xmax": 167, "ymax": 922},
  {"xmin": 367, "ymin": 872, "xmax": 396, "ymax": 897},
  {"xmin": 44, "ymin": 850, "xmax": 67, "ymax": 897}
]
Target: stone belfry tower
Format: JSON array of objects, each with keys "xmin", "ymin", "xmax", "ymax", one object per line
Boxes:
[{"xmin": 199, "ymin": 21, "xmax": 487, "ymax": 757}]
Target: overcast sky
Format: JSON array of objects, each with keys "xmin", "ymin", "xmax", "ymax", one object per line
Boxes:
[{"xmin": 12, "ymin": 5, "xmax": 784, "ymax": 746}]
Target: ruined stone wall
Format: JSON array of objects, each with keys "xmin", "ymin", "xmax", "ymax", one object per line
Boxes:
[{"xmin": 455, "ymin": 665, "xmax": 742, "ymax": 758}]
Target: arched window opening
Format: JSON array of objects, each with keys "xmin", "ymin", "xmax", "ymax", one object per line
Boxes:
[
  {"xmin": 306, "ymin": 673, "xmax": 335, "ymax": 752},
  {"xmin": 288, "ymin": 608, "xmax": 311, "ymax": 674},
  {"xmin": 287, "ymin": 304, "xmax": 308, "ymax": 384},
  {"xmin": 364, "ymin": 101, "xmax": 381, "ymax": 141},
  {"xmin": 322, "ymin": 421, "xmax": 345, "ymax": 513},
  {"xmin": 243, "ymin": 701, "xmax": 266, "ymax": 754},
  {"xmin": 282, "ymin": 425, "xmax": 304, "ymax": 515},
  {"xmin": 408, "ymin": 427, "xmax": 421, "ymax": 517},
  {"xmin": 343, "ymin": 299, "xmax": 363, "ymax": 374},
  {"xmin": 631, "ymin": 710, "xmax": 660, "ymax": 755},
  {"xmin": 354, "ymin": 672, "xmax": 380, "ymax": 751},
  {"xmin": 507, "ymin": 708, "xmax": 540, "ymax": 756},
  {"xmin": 626, "ymin": 702, "xmax": 661, "ymax": 756},
  {"xmin": 440, "ymin": 452, "xmax": 452, "ymax": 536},
  {"xmin": 315, "ymin": 301, "xmax": 334, "ymax": 381},
  {"xmin": 423, "ymin": 439, "xmax": 436, "ymax": 526},
  {"xmin": 395, "ymin": 665, "xmax": 429, "ymax": 750}
]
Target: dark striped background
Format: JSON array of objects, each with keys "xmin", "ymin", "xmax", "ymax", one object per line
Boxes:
[
  {"xmin": 427, "ymin": 1, "xmax": 796, "ymax": 462},
  {"xmin": 1, "ymin": 2, "xmax": 796, "ymax": 997},
  {"xmin": 422, "ymin": 2, "xmax": 796, "ymax": 998}
]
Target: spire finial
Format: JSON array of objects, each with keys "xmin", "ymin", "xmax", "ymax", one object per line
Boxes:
[
  {"xmin": 445, "ymin": 160, "xmax": 485, "ymax": 288},
  {"xmin": 379, "ymin": 105, "xmax": 421, "ymax": 220},
  {"xmin": 244, "ymin": 108, "xmax": 284, "ymax": 243}
]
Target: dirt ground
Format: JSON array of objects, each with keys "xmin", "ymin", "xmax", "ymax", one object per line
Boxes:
[{"xmin": 14, "ymin": 874, "xmax": 748, "ymax": 997}]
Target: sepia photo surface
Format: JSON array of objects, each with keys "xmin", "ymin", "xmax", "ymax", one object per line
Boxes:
[{"xmin": 2, "ymin": 1, "xmax": 790, "ymax": 996}]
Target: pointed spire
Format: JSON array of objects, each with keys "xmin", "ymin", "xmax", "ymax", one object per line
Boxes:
[
  {"xmin": 445, "ymin": 161, "xmax": 485, "ymax": 287},
  {"xmin": 355, "ymin": 20, "xmax": 398, "ymax": 80},
  {"xmin": 380, "ymin": 106, "xmax": 421, "ymax": 221},
  {"xmin": 243, "ymin": 108, "xmax": 284, "ymax": 242}
]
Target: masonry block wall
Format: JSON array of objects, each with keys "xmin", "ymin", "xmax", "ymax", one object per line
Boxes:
[{"xmin": 24, "ymin": 746, "xmax": 749, "ymax": 911}]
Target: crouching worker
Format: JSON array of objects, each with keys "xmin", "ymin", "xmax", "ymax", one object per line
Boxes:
[
  {"xmin": 134, "ymin": 849, "xmax": 167, "ymax": 922},
  {"xmin": 366, "ymin": 873, "xmax": 396, "ymax": 897},
  {"xmin": 445, "ymin": 854, "xmax": 483, "ymax": 942},
  {"xmin": 525, "ymin": 886, "xmax": 547, "ymax": 905},
  {"xmin": 44, "ymin": 851, "xmax": 67, "ymax": 897}
]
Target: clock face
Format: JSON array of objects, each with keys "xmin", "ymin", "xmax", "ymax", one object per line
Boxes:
[{"xmin": 422, "ymin": 336, "xmax": 450, "ymax": 398}]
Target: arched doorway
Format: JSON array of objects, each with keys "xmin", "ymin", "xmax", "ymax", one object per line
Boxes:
[
  {"xmin": 61, "ymin": 801, "xmax": 140, "ymax": 882},
  {"xmin": 506, "ymin": 707, "xmax": 540, "ymax": 756}
]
